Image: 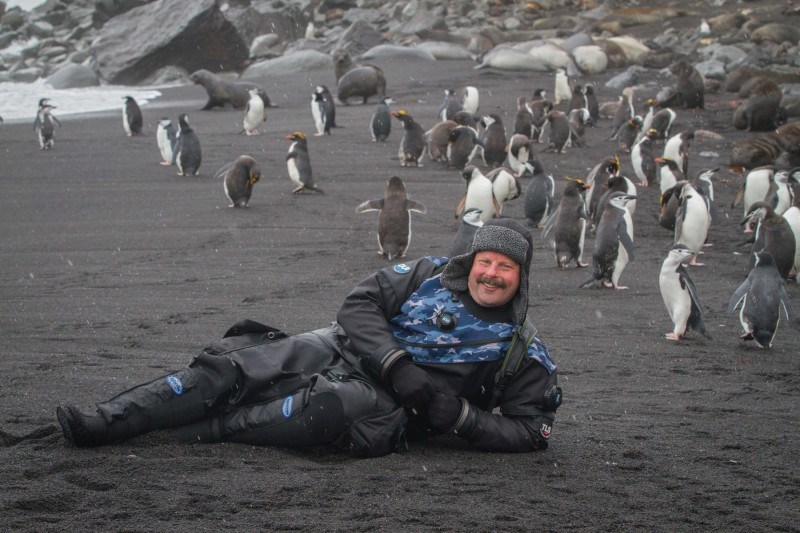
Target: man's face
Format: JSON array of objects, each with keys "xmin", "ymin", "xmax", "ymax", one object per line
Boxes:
[{"xmin": 467, "ymin": 250, "xmax": 521, "ymax": 308}]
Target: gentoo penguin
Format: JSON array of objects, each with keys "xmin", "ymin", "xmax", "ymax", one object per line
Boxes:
[
  {"xmin": 216, "ymin": 155, "xmax": 262, "ymax": 208},
  {"xmin": 616, "ymin": 116, "xmax": 642, "ymax": 153},
  {"xmin": 567, "ymin": 85, "xmax": 585, "ymax": 113},
  {"xmin": 580, "ymin": 192, "xmax": 637, "ymax": 289},
  {"xmin": 727, "ymin": 251, "xmax": 793, "ymax": 349},
  {"xmin": 449, "ymin": 207, "xmax": 483, "ymax": 258},
  {"xmin": 631, "ymin": 129, "xmax": 658, "ymax": 187},
  {"xmin": 731, "ymin": 166, "xmax": 776, "ymax": 229},
  {"xmin": 523, "ymin": 159, "xmax": 554, "ymax": 228},
  {"xmin": 733, "ymin": 79, "xmax": 782, "ymax": 132},
  {"xmin": 659, "ymin": 244, "xmax": 711, "ymax": 340},
  {"xmin": 370, "ymin": 97, "xmax": 393, "ymax": 142},
  {"xmin": 674, "ymin": 181, "xmax": 712, "ymax": 266},
  {"xmin": 659, "ymin": 60, "xmax": 705, "ymax": 109},
  {"xmin": 584, "ymin": 84, "xmax": 599, "ymax": 124},
  {"xmin": 156, "ymin": 118, "xmax": 178, "ymax": 165},
  {"xmin": 650, "ymin": 108, "xmax": 677, "ymax": 140},
  {"xmin": 655, "ymin": 157, "xmax": 684, "ymax": 196},
  {"xmin": 425, "ymin": 120, "xmax": 457, "ymax": 162},
  {"xmin": 438, "ymin": 89, "xmax": 463, "ymax": 121},
  {"xmin": 176, "ymin": 114, "xmax": 202, "ymax": 176},
  {"xmin": 541, "ymin": 178, "xmax": 591, "ymax": 268},
  {"xmin": 568, "ymin": 108, "xmax": 592, "ymax": 147},
  {"xmin": 480, "ymin": 113, "xmax": 507, "ymax": 168},
  {"xmin": 34, "ymin": 101, "xmax": 60, "ymax": 150},
  {"xmin": 663, "ymin": 130, "xmax": 693, "ymax": 177},
  {"xmin": 507, "ymin": 133, "xmax": 534, "ymax": 177},
  {"xmin": 391, "ymin": 110, "xmax": 426, "ymax": 167},
  {"xmin": 513, "ymin": 96, "xmax": 533, "ymax": 137},
  {"xmin": 311, "ymin": 86, "xmax": 329, "ymax": 136},
  {"xmin": 742, "ymin": 201, "xmax": 796, "ymax": 280},
  {"xmin": 541, "ymin": 109, "xmax": 571, "ymax": 153},
  {"xmin": 460, "ymin": 86, "xmax": 479, "ymax": 115},
  {"xmin": 554, "ymin": 68, "xmax": 571, "ymax": 105},
  {"xmin": 356, "ymin": 176, "xmax": 427, "ymax": 261},
  {"xmin": 243, "ymin": 88, "xmax": 266, "ymax": 136},
  {"xmin": 122, "ymin": 96, "xmax": 143, "ymax": 136},
  {"xmin": 447, "ymin": 126, "xmax": 484, "ymax": 170},
  {"xmin": 285, "ymin": 132, "xmax": 322, "ymax": 194},
  {"xmin": 585, "ymin": 155, "xmax": 621, "ymax": 226},
  {"xmin": 455, "ymin": 166, "xmax": 499, "ymax": 222},
  {"xmin": 487, "ymin": 167, "xmax": 522, "ymax": 218}
]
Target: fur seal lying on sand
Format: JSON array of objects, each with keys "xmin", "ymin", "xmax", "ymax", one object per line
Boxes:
[
  {"xmin": 733, "ymin": 79, "xmax": 785, "ymax": 131},
  {"xmin": 332, "ymin": 49, "xmax": 387, "ymax": 105},
  {"xmin": 189, "ymin": 69, "xmax": 271, "ymax": 111}
]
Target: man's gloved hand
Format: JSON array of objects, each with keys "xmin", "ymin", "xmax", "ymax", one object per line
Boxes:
[
  {"xmin": 387, "ymin": 357, "xmax": 438, "ymax": 408},
  {"xmin": 427, "ymin": 393, "xmax": 462, "ymax": 432}
]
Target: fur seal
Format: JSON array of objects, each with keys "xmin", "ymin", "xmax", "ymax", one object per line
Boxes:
[
  {"xmin": 216, "ymin": 155, "xmax": 262, "ymax": 208},
  {"xmin": 659, "ymin": 60, "xmax": 704, "ymax": 110},
  {"xmin": 426, "ymin": 120, "xmax": 458, "ymax": 162},
  {"xmin": 189, "ymin": 69, "xmax": 271, "ymax": 111},
  {"xmin": 356, "ymin": 176, "xmax": 426, "ymax": 260},
  {"xmin": 733, "ymin": 79, "xmax": 783, "ymax": 132},
  {"xmin": 447, "ymin": 126, "xmax": 483, "ymax": 170},
  {"xmin": 337, "ymin": 65, "xmax": 387, "ymax": 105}
]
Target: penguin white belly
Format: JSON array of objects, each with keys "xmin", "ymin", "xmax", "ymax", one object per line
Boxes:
[
  {"xmin": 660, "ymin": 167, "xmax": 677, "ymax": 196},
  {"xmin": 663, "ymin": 137, "xmax": 681, "ymax": 161},
  {"xmin": 782, "ymin": 207, "xmax": 800, "ymax": 272},
  {"xmin": 223, "ymin": 179, "xmax": 233, "ymax": 204},
  {"xmin": 659, "ymin": 272, "xmax": 691, "ymax": 335},
  {"xmin": 244, "ymin": 99, "xmax": 265, "ymax": 132},
  {"xmin": 677, "ymin": 197, "xmax": 711, "ymax": 252},
  {"xmin": 311, "ymin": 100, "xmax": 324, "ymax": 135},
  {"xmin": 774, "ymin": 185, "xmax": 791, "ymax": 215},
  {"xmin": 157, "ymin": 129, "xmax": 172, "ymax": 162},
  {"xmin": 287, "ymin": 158, "xmax": 302, "ymax": 188},
  {"xmin": 122, "ymin": 108, "xmax": 132, "ymax": 135},
  {"xmin": 631, "ymin": 144, "xmax": 646, "ymax": 184},
  {"xmin": 612, "ymin": 242, "xmax": 629, "ymax": 286},
  {"xmin": 742, "ymin": 172, "xmax": 771, "ymax": 215},
  {"xmin": 624, "ymin": 178, "xmax": 637, "ymax": 215},
  {"xmin": 577, "ymin": 218, "xmax": 587, "ymax": 263},
  {"xmin": 465, "ymin": 182, "xmax": 497, "ymax": 222},
  {"xmin": 462, "ymin": 88, "xmax": 479, "ymax": 115},
  {"xmin": 176, "ymin": 149, "xmax": 184, "ymax": 174}
]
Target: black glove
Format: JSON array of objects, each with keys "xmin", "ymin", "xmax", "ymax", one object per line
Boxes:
[
  {"xmin": 427, "ymin": 393, "xmax": 462, "ymax": 432},
  {"xmin": 387, "ymin": 357, "xmax": 438, "ymax": 408}
]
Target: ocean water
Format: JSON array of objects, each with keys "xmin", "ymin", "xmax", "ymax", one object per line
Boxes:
[
  {"xmin": 5, "ymin": 0, "xmax": 47, "ymax": 10},
  {"xmin": 0, "ymin": 79, "xmax": 164, "ymax": 122}
]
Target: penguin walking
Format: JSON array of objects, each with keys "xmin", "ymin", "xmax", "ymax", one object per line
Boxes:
[
  {"xmin": 541, "ymin": 109, "xmax": 571, "ymax": 153},
  {"xmin": 727, "ymin": 251, "xmax": 793, "ymax": 349},
  {"xmin": 659, "ymin": 244, "xmax": 711, "ymax": 340},
  {"xmin": 356, "ymin": 176, "xmax": 426, "ymax": 260},
  {"xmin": 460, "ymin": 86, "xmax": 479, "ymax": 115},
  {"xmin": 674, "ymin": 181, "xmax": 712, "ymax": 266},
  {"xmin": 34, "ymin": 100, "xmax": 60, "ymax": 150},
  {"xmin": 215, "ymin": 155, "xmax": 262, "ymax": 208},
  {"xmin": 513, "ymin": 96, "xmax": 533, "ymax": 137},
  {"xmin": 742, "ymin": 201, "xmax": 796, "ymax": 280},
  {"xmin": 176, "ymin": 114, "xmax": 202, "ymax": 176},
  {"xmin": 507, "ymin": 134, "xmax": 534, "ymax": 177},
  {"xmin": 285, "ymin": 132, "xmax": 322, "ymax": 194},
  {"xmin": 447, "ymin": 126, "xmax": 483, "ymax": 170},
  {"xmin": 449, "ymin": 207, "xmax": 483, "ymax": 258},
  {"xmin": 455, "ymin": 166, "xmax": 500, "ymax": 222},
  {"xmin": 122, "ymin": 96, "xmax": 143, "ymax": 136},
  {"xmin": 391, "ymin": 110, "xmax": 426, "ymax": 167},
  {"xmin": 370, "ymin": 97, "xmax": 393, "ymax": 142},
  {"xmin": 655, "ymin": 157, "xmax": 685, "ymax": 196},
  {"xmin": 523, "ymin": 159, "xmax": 554, "ymax": 228},
  {"xmin": 580, "ymin": 192, "xmax": 637, "ymax": 289},
  {"xmin": 156, "ymin": 118, "xmax": 178, "ymax": 165},
  {"xmin": 554, "ymin": 68, "xmax": 571, "ymax": 105},
  {"xmin": 243, "ymin": 88, "xmax": 266, "ymax": 136},
  {"xmin": 438, "ymin": 89, "xmax": 463, "ymax": 121},
  {"xmin": 631, "ymin": 129, "xmax": 658, "ymax": 187},
  {"xmin": 541, "ymin": 178, "xmax": 591, "ymax": 268},
  {"xmin": 487, "ymin": 167, "xmax": 522, "ymax": 218},
  {"xmin": 480, "ymin": 114, "xmax": 507, "ymax": 168}
]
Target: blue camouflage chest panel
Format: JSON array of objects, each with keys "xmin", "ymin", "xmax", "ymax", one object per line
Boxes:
[{"xmin": 389, "ymin": 269, "xmax": 554, "ymax": 372}]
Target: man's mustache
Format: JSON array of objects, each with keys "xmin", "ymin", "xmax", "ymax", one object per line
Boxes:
[{"xmin": 476, "ymin": 274, "xmax": 507, "ymax": 289}]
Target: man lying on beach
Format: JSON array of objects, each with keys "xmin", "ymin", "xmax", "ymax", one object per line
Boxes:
[{"xmin": 57, "ymin": 219, "xmax": 561, "ymax": 456}]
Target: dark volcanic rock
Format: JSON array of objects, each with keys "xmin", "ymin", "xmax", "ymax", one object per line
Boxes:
[
  {"xmin": 92, "ymin": 0, "xmax": 247, "ymax": 85},
  {"xmin": 92, "ymin": 0, "xmax": 153, "ymax": 28}
]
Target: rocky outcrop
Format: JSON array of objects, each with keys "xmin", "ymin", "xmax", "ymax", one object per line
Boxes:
[{"xmin": 92, "ymin": 0, "xmax": 248, "ymax": 85}]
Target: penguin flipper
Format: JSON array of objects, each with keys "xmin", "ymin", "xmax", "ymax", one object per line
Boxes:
[
  {"xmin": 731, "ymin": 184, "xmax": 745, "ymax": 208},
  {"xmin": 52, "ymin": 115, "xmax": 61, "ymax": 127},
  {"xmin": 455, "ymin": 195, "xmax": 467, "ymax": 218},
  {"xmin": 678, "ymin": 266, "xmax": 704, "ymax": 313},
  {"xmin": 356, "ymin": 199, "xmax": 384, "ymax": 213},
  {"xmin": 726, "ymin": 278, "xmax": 752, "ymax": 316},
  {"xmin": 405, "ymin": 199, "xmax": 427, "ymax": 214},
  {"xmin": 540, "ymin": 207, "xmax": 559, "ymax": 240},
  {"xmin": 779, "ymin": 285, "xmax": 793, "ymax": 324},
  {"xmin": 618, "ymin": 220, "xmax": 635, "ymax": 261},
  {"xmin": 214, "ymin": 162, "xmax": 235, "ymax": 181}
]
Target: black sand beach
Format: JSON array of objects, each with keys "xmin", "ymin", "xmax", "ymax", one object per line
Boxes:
[{"xmin": 2, "ymin": 10, "xmax": 800, "ymax": 530}]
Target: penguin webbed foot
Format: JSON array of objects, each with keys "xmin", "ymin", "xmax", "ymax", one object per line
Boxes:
[{"xmin": 665, "ymin": 333, "xmax": 683, "ymax": 341}]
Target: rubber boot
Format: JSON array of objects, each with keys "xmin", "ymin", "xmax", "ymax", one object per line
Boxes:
[{"xmin": 56, "ymin": 369, "xmax": 206, "ymax": 447}]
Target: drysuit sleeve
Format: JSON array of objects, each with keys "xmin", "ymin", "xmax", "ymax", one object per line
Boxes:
[
  {"xmin": 452, "ymin": 358, "xmax": 560, "ymax": 452},
  {"xmin": 336, "ymin": 258, "xmax": 438, "ymax": 380}
]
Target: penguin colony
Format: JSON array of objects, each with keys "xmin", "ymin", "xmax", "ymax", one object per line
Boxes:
[{"xmin": 23, "ymin": 31, "xmax": 799, "ymax": 351}]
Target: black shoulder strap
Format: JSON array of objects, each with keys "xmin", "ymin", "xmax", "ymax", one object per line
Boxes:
[{"xmin": 487, "ymin": 316, "xmax": 538, "ymax": 412}]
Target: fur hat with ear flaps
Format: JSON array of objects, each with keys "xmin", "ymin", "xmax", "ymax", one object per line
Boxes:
[{"xmin": 440, "ymin": 218, "xmax": 533, "ymax": 324}]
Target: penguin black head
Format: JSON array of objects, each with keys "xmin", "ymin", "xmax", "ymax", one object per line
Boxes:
[
  {"xmin": 741, "ymin": 201, "xmax": 774, "ymax": 226},
  {"xmin": 386, "ymin": 176, "xmax": 407, "ymax": 193},
  {"xmin": 461, "ymin": 165, "xmax": 478, "ymax": 182},
  {"xmin": 753, "ymin": 250, "xmax": 776, "ymax": 268},
  {"xmin": 565, "ymin": 176, "xmax": 591, "ymax": 193}
]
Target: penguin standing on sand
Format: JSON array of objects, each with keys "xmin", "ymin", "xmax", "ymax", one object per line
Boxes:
[
  {"xmin": 480, "ymin": 113, "xmax": 507, "ymax": 168},
  {"xmin": 611, "ymin": 87, "xmax": 635, "ymax": 139},
  {"xmin": 585, "ymin": 155, "xmax": 621, "ymax": 226},
  {"xmin": 541, "ymin": 109, "xmax": 571, "ymax": 153},
  {"xmin": 592, "ymin": 174, "xmax": 637, "ymax": 230},
  {"xmin": 156, "ymin": 118, "xmax": 178, "ymax": 165},
  {"xmin": 391, "ymin": 110, "xmax": 426, "ymax": 167},
  {"xmin": 616, "ymin": 116, "xmax": 642, "ymax": 153},
  {"xmin": 122, "ymin": 96, "xmax": 143, "ymax": 136},
  {"xmin": 311, "ymin": 87, "xmax": 329, "ymax": 136},
  {"xmin": 742, "ymin": 201, "xmax": 796, "ymax": 280},
  {"xmin": 449, "ymin": 207, "xmax": 483, "ymax": 257},
  {"xmin": 285, "ymin": 132, "xmax": 322, "ymax": 194},
  {"xmin": 243, "ymin": 88, "xmax": 266, "ymax": 136},
  {"xmin": 674, "ymin": 181, "xmax": 712, "ymax": 266},
  {"xmin": 438, "ymin": 89, "xmax": 463, "ymax": 121},
  {"xmin": 523, "ymin": 159, "xmax": 554, "ymax": 228},
  {"xmin": 727, "ymin": 251, "xmax": 793, "ymax": 349},
  {"xmin": 34, "ymin": 100, "xmax": 61, "ymax": 150},
  {"xmin": 659, "ymin": 244, "xmax": 711, "ymax": 340},
  {"xmin": 554, "ymin": 68, "xmax": 571, "ymax": 105},
  {"xmin": 631, "ymin": 129, "xmax": 658, "ymax": 187},
  {"xmin": 356, "ymin": 176, "xmax": 427, "ymax": 260},
  {"xmin": 567, "ymin": 85, "xmax": 585, "ymax": 113},
  {"xmin": 215, "ymin": 155, "xmax": 262, "ymax": 208},
  {"xmin": 176, "ymin": 114, "xmax": 202, "ymax": 176},
  {"xmin": 507, "ymin": 134, "xmax": 534, "ymax": 177},
  {"xmin": 513, "ymin": 96, "xmax": 533, "ymax": 137},
  {"xmin": 541, "ymin": 178, "xmax": 591, "ymax": 268},
  {"xmin": 659, "ymin": 180, "xmax": 688, "ymax": 231},
  {"xmin": 580, "ymin": 193, "xmax": 637, "ymax": 289},
  {"xmin": 455, "ymin": 166, "xmax": 500, "ymax": 222},
  {"xmin": 460, "ymin": 86, "xmax": 479, "ymax": 115},
  {"xmin": 370, "ymin": 97, "xmax": 393, "ymax": 142}
]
